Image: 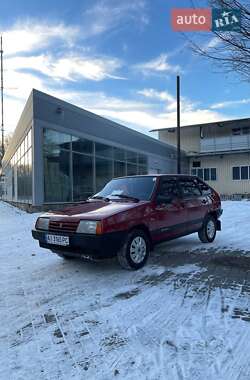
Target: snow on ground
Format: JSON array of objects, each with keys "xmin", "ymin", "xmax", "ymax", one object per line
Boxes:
[{"xmin": 1, "ymin": 200, "xmax": 250, "ymax": 380}]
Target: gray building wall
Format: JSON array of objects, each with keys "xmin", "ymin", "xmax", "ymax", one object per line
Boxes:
[{"xmin": 2, "ymin": 89, "xmax": 188, "ymax": 208}]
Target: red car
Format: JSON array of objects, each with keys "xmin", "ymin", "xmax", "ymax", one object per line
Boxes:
[{"xmin": 32, "ymin": 175, "xmax": 222, "ymax": 270}]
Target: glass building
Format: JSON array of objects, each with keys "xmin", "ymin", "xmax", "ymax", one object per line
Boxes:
[{"xmin": 1, "ymin": 90, "xmax": 187, "ymax": 210}]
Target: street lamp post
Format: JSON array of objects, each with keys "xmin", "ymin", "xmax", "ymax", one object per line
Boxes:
[{"xmin": 177, "ymin": 75, "xmax": 181, "ymax": 174}]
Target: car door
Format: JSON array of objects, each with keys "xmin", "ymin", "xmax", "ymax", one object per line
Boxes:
[
  {"xmin": 152, "ymin": 177, "xmax": 187, "ymax": 242},
  {"xmin": 178, "ymin": 177, "xmax": 209, "ymax": 233}
]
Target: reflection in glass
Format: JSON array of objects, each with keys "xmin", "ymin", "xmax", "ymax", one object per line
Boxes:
[
  {"xmin": 44, "ymin": 129, "xmax": 71, "ymax": 150},
  {"xmin": 95, "ymin": 157, "xmax": 113, "ymax": 192},
  {"xmin": 126, "ymin": 150, "xmax": 137, "ymax": 164},
  {"xmin": 73, "ymin": 153, "xmax": 93, "ymax": 201},
  {"xmin": 95, "ymin": 142, "xmax": 113, "ymax": 158},
  {"xmin": 127, "ymin": 163, "xmax": 137, "ymax": 176},
  {"xmin": 44, "ymin": 148, "xmax": 71, "ymax": 202},
  {"xmin": 114, "ymin": 161, "xmax": 126, "ymax": 178},
  {"xmin": 72, "ymin": 136, "xmax": 93, "ymax": 154},
  {"xmin": 114, "ymin": 147, "xmax": 125, "ymax": 161}
]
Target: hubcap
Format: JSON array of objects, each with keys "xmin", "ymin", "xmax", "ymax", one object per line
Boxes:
[
  {"xmin": 207, "ymin": 220, "xmax": 215, "ymax": 239},
  {"xmin": 130, "ymin": 236, "xmax": 147, "ymax": 264}
]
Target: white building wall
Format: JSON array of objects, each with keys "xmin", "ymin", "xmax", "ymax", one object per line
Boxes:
[{"xmin": 190, "ymin": 153, "xmax": 250, "ymax": 195}]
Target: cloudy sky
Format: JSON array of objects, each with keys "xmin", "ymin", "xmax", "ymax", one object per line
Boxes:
[{"xmin": 1, "ymin": 0, "xmax": 250, "ymax": 138}]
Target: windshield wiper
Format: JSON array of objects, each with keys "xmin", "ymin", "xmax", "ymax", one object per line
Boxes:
[
  {"xmin": 89, "ymin": 195, "xmax": 110, "ymax": 202},
  {"xmin": 111, "ymin": 194, "xmax": 139, "ymax": 202}
]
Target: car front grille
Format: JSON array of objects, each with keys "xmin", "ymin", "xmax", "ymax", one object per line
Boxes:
[{"xmin": 49, "ymin": 220, "xmax": 79, "ymax": 233}]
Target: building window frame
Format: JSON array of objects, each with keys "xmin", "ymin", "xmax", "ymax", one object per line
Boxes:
[
  {"xmin": 191, "ymin": 167, "xmax": 217, "ymax": 182},
  {"xmin": 232, "ymin": 166, "xmax": 250, "ymax": 181}
]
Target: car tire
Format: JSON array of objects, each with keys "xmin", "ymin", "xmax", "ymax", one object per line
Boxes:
[
  {"xmin": 198, "ymin": 215, "xmax": 217, "ymax": 243},
  {"xmin": 117, "ymin": 229, "xmax": 150, "ymax": 270}
]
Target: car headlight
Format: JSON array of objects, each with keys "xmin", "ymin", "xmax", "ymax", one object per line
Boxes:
[
  {"xmin": 36, "ymin": 217, "xmax": 50, "ymax": 230},
  {"xmin": 76, "ymin": 220, "xmax": 102, "ymax": 234}
]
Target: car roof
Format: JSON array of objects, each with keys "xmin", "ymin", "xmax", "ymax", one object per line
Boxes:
[{"xmin": 113, "ymin": 174, "xmax": 198, "ymax": 180}]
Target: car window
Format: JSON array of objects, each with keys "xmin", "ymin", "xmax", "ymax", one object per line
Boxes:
[
  {"xmin": 196, "ymin": 178, "xmax": 212, "ymax": 195},
  {"xmin": 93, "ymin": 176, "xmax": 157, "ymax": 201},
  {"xmin": 179, "ymin": 178, "xmax": 202, "ymax": 198},
  {"xmin": 157, "ymin": 178, "xmax": 180, "ymax": 202}
]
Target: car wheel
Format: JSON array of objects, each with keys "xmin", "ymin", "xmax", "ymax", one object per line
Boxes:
[
  {"xmin": 198, "ymin": 215, "xmax": 217, "ymax": 243},
  {"xmin": 117, "ymin": 229, "xmax": 150, "ymax": 270}
]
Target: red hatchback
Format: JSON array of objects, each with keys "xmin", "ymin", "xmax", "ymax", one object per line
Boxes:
[{"xmin": 32, "ymin": 175, "xmax": 222, "ymax": 270}]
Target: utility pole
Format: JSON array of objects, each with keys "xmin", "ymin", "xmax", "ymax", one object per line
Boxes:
[
  {"xmin": 176, "ymin": 75, "xmax": 181, "ymax": 174},
  {"xmin": 0, "ymin": 36, "xmax": 4, "ymax": 162}
]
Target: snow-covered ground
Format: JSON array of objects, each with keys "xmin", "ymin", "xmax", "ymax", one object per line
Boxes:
[{"xmin": 1, "ymin": 200, "xmax": 250, "ymax": 380}]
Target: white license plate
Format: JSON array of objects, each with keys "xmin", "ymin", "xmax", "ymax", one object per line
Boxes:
[{"xmin": 45, "ymin": 234, "xmax": 69, "ymax": 246}]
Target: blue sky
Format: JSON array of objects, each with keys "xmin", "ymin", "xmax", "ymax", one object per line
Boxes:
[{"xmin": 1, "ymin": 0, "xmax": 249, "ymax": 137}]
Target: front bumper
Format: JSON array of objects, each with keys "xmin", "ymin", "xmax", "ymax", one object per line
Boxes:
[{"xmin": 32, "ymin": 229, "xmax": 127, "ymax": 258}]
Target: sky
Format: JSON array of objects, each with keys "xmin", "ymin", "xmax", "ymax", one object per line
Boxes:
[{"xmin": 0, "ymin": 0, "xmax": 250, "ymax": 139}]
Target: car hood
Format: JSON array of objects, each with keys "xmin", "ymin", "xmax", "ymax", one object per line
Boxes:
[{"xmin": 44, "ymin": 200, "xmax": 148, "ymax": 220}]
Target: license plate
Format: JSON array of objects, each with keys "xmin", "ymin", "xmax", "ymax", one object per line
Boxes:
[{"xmin": 45, "ymin": 234, "xmax": 69, "ymax": 246}]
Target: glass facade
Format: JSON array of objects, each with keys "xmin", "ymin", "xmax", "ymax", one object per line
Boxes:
[
  {"xmin": 43, "ymin": 128, "xmax": 148, "ymax": 203},
  {"xmin": 2, "ymin": 129, "xmax": 32, "ymax": 203}
]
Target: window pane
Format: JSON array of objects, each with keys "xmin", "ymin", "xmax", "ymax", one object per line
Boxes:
[
  {"xmin": 241, "ymin": 166, "xmax": 248, "ymax": 180},
  {"xmin": 210, "ymin": 168, "xmax": 217, "ymax": 181},
  {"xmin": 44, "ymin": 128, "xmax": 71, "ymax": 150},
  {"xmin": 114, "ymin": 161, "xmax": 126, "ymax": 178},
  {"xmin": 20, "ymin": 141, "xmax": 24, "ymax": 158},
  {"xmin": 95, "ymin": 157, "xmax": 113, "ymax": 192},
  {"xmin": 233, "ymin": 166, "xmax": 240, "ymax": 180},
  {"xmin": 127, "ymin": 163, "xmax": 137, "ymax": 176},
  {"xmin": 192, "ymin": 161, "xmax": 201, "ymax": 168},
  {"xmin": 158, "ymin": 179, "xmax": 180, "ymax": 199},
  {"xmin": 179, "ymin": 179, "xmax": 201, "ymax": 197},
  {"xmin": 197, "ymin": 168, "xmax": 203, "ymax": 180},
  {"xmin": 44, "ymin": 148, "xmax": 71, "ymax": 202},
  {"xmin": 28, "ymin": 129, "xmax": 32, "ymax": 148},
  {"xmin": 197, "ymin": 179, "xmax": 211, "ymax": 195},
  {"xmin": 72, "ymin": 136, "xmax": 93, "ymax": 154},
  {"xmin": 95, "ymin": 142, "xmax": 113, "ymax": 158},
  {"xmin": 232, "ymin": 128, "xmax": 241, "ymax": 135},
  {"xmin": 204, "ymin": 168, "xmax": 210, "ymax": 181},
  {"xmin": 126, "ymin": 150, "xmax": 137, "ymax": 164},
  {"xmin": 27, "ymin": 149, "xmax": 32, "ymax": 202},
  {"xmin": 114, "ymin": 147, "xmax": 125, "ymax": 161},
  {"xmin": 138, "ymin": 166, "xmax": 147, "ymax": 175},
  {"xmin": 73, "ymin": 153, "xmax": 93, "ymax": 201},
  {"xmin": 138, "ymin": 154, "xmax": 147, "ymax": 166},
  {"xmin": 191, "ymin": 169, "xmax": 197, "ymax": 176},
  {"xmin": 242, "ymin": 127, "xmax": 250, "ymax": 135}
]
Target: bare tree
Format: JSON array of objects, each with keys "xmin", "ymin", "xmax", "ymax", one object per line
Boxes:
[
  {"xmin": 0, "ymin": 131, "xmax": 13, "ymax": 162},
  {"xmin": 190, "ymin": 0, "xmax": 250, "ymax": 80}
]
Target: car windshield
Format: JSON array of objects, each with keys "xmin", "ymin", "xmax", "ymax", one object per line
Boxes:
[{"xmin": 92, "ymin": 176, "xmax": 157, "ymax": 201}]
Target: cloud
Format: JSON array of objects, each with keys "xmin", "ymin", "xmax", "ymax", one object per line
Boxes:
[
  {"xmin": 137, "ymin": 88, "xmax": 198, "ymax": 113},
  {"xmin": 1, "ymin": 21, "xmax": 78, "ymax": 56},
  {"xmin": 138, "ymin": 88, "xmax": 175, "ymax": 103},
  {"xmin": 94, "ymin": 107, "xmax": 230, "ymax": 132},
  {"xmin": 211, "ymin": 98, "xmax": 250, "ymax": 109},
  {"xmin": 134, "ymin": 54, "xmax": 181, "ymax": 76},
  {"xmin": 82, "ymin": 0, "xmax": 149, "ymax": 38},
  {"xmin": 6, "ymin": 54, "xmax": 124, "ymax": 82}
]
